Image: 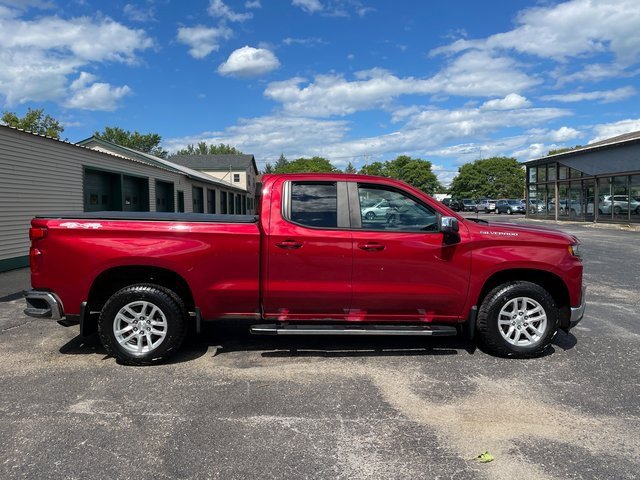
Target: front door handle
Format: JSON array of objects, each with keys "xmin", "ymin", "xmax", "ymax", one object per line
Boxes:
[
  {"xmin": 276, "ymin": 240, "xmax": 303, "ymax": 250},
  {"xmin": 358, "ymin": 242, "xmax": 385, "ymax": 251}
]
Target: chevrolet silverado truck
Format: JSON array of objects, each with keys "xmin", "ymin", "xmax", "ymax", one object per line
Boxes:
[{"xmin": 24, "ymin": 173, "xmax": 585, "ymax": 365}]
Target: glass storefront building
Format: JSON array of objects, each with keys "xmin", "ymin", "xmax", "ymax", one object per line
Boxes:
[{"xmin": 524, "ymin": 131, "xmax": 640, "ymax": 224}]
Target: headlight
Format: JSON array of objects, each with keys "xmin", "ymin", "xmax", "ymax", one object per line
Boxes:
[{"xmin": 569, "ymin": 243, "xmax": 581, "ymax": 258}]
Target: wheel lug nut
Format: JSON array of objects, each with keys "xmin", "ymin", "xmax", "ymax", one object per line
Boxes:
[
  {"xmin": 146, "ymin": 320, "xmax": 151, "ymax": 324},
  {"xmin": 133, "ymin": 320, "xmax": 138, "ymax": 324},
  {"xmin": 524, "ymin": 323, "xmax": 528, "ymax": 327},
  {"xmin": 146, "ymin": 328, "xmax": 150, "ymax": 332},
  {"xmin": 133, "ymin": 327, "xmax": 138, "ymax": 331}
]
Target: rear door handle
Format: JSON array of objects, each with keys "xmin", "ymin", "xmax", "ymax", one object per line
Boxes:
[
  {"xmin": 276, "ymin": 240, "xmax": 303, "ymax": 250},
  {"xmin": 358, "ymin": 242, "xmax": 385, "ymax": 251}
]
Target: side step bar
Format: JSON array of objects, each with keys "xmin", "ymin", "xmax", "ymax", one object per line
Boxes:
[{"xmin": 250, "ymin": 324, "xmax": 458, "ymax": 337}]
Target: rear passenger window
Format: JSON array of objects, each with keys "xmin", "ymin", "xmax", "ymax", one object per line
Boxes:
[{"xmin": 290, "ymin": 182, "xmax": 337, "ymax": 228}]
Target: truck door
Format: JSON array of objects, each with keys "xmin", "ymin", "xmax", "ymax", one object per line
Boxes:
[
  {"xmin": 263, "ymin": 180, "xmax": 353, "ymax": 320},
  {"xmin": 349, "ymin": 182, "xmax": 471, "ymax": 321}
]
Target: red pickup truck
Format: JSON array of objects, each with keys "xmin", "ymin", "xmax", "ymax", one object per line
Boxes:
[{"xmin": 24, "ymin": 173, "xmax": 585, "ymax": 365}]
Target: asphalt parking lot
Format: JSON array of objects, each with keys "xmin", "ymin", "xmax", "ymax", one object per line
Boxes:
[{"xmin": 1, "ymin": 218, "xmax": 639, "ymax": 480}]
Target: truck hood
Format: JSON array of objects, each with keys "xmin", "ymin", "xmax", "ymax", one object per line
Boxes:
[{"xmin": 468, "ymin": 220, "xmax": 579, "ymax": 244}]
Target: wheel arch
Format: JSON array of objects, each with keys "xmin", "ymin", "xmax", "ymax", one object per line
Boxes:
[
  {"xmin": 477, "ymin": 268, "xmax": 571, "ymax": 328},
  {"xmin": 83, "ymin": 266, "xmax": 196, "ymax": 336}
]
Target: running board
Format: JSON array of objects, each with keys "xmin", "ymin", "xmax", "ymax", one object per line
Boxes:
[{"xmin": 250, "ymin": 324, "xmax": 458, "ymax": 337}]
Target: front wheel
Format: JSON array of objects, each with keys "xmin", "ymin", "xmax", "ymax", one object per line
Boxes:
[
  {"xmin": 476, "ymin": 281, "xmax": 558, "ymax": 358},
  {"xmin": 98, "ymin": 284, "xmax": 187, "ymax": 365},
  {"xmin": 365, "ymin": 211, "xmax": 376, "ymax": 220}
]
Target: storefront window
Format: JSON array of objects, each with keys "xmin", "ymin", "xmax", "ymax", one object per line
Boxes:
[
  {"xmin": 597, "ymin": 177, "xmax": 611, "ymax": 221},
  {"xmin": 547, "ymin": 163, "xmax": 557, "ymax": 181},
  {"xmin": 613, "ymin": 176, "xmax": 629, "ymax": 221},
  {"xmin": 528, "ymin": 167, "xmax": 537, "ymax": 183},
  {"xmin": 630, "ymin": 175, "xmax": 640, "ymax": 223},
  {"xmin": 558, "ymin": 183, "xmax": 569, "ymax": 219},
  {"xmin": 537, "ymin": 166, "xmax": 547, "ymax": 182},
  {"xmin": 559, "ymin": 166, "xmax": 568, "ymax": 180},
  {"xmin": 528, "ymin": 186, "xmax": 537, "ymax": 216},
  {"xmin": 569, "ymin": 168, "xmax": 582, "ymax": 179}
]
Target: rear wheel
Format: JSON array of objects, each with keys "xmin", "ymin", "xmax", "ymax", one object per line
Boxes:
[
  {"xmin": 476, "ymin": 281, "xmax": 558, "ymax": 358},
  {"xmin": 365, "ymin": 211, "xmax": 376, "ymax": 220},
  {"xmin": 98, "ymin": 284, "xmax": 187, "ymax": 365}
]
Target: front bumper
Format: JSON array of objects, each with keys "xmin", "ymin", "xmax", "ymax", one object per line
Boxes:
[
  {"xmin": 23, "ymin": 290, "xmax": 63, "ymax": 320},
  {"xmin": 568, "ymin": 286, "xmax": 586, "ymax": 329}
]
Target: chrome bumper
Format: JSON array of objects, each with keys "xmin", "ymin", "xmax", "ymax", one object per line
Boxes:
[
  {"xmin": 23, "ymin": 290, "xmax": 63, "ymax": 320},
  {"xmin": 569, "ymin": 286, "xmax": 586, "ymax": 328}
]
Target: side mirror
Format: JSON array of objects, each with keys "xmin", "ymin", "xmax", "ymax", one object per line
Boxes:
[{"xmin": 440, "ymin": 216, "xmax": 459, "ymax": 234}]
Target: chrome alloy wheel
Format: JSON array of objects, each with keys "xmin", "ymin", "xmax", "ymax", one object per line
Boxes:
[
  {"xmin": 497, "ymin": 296, "xmax": 548, "ymax": 346},
  {"xmin": 113, "ymin": 301, "xmax": 168, "ymax": 355}
]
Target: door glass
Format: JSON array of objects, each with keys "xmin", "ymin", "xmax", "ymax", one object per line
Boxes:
[
  {"xmin": 584, "ymin": 179, "xmax": 595, "ymax": 222},
  {"xmin": 290, "ymin": 182, "xmax": 337, "ymax": 228},
  {"xmin": 358, "ymin": 185, "xmax": 437, "ymax": 232}
]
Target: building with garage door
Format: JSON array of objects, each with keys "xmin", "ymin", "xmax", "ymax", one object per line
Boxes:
[
  {"xmin": 524, "ymin": 130, "xmax": 640, "ymax": 223},
  {"xmin": 0, "ymin": 126, "xmax": 254, "ymax": 272}
]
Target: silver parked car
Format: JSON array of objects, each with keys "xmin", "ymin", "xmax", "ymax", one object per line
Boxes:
[
  {"xmin": 496, "ymin": 199, "xmax": 525, "ymax": 214},
  {"xmin": 475, "ymin": 199, "xmax": 496, "ymax": 213}
]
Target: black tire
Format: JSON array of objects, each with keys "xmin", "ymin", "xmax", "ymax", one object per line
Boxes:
[
  {"xmin": 636, "ymin": 206, "xmax": 640, "ymax": 215},
  {"xmin": 98, "ymin": 284, "xmax": 187, "ymax": 366},
  {"xmin": 365, "ymin": 211, "xmax": 376, "ymax": 220},
  {"xmin": 476, "ymin": 281, "xmax": 558, "ymax": 358},
  {"xmin": 613, "ymin": 206, "xmax": 621, "ymax": 215}
]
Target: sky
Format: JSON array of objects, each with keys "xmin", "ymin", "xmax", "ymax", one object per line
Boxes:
[{"xmin": 1, "ymin": 0, "xmax": 639, "ymax": 185}]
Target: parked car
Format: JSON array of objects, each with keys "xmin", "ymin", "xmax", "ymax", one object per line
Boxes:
[
  {"xmin": 527, "ymin": 199, "xmax": 545, "ymax": 214},
  {"xmin": 599, "ymin": 195, "xmax": 640, "ymax": 215},
  {"xmin": 25, "ymin": 173, "xmax": 585, "ymax": 364},
  {"xmin": 442, "ymin": 198, "xmax": 463, "ymax": 211},
  {"xmin": 475, "ymin": 199, "xmax": 496, "ymax": 213},
  {"xmin": 461, "ymin": 199, "xmax": 476, "ymax": 212},
  {"xmin": 496, "ymin": 199, "xmax": 526, "ymax": 214},
  {"xmin": 361, "ymin": 199, "xmax": 393, "ymax": 219}
]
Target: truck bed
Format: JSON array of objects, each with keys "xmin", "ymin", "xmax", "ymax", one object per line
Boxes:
[{"xmin": 36, "ymin": 212, "xmax": 258, "ymax": 223}]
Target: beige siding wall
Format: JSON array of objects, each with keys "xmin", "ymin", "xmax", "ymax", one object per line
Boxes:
[
  {"xmin": 0, "ymin": 128, "xmax": 189, "ymax": 265},
  {"xmin": 203, "ymin": 169, "xmax": 250, "ymax": 191}
]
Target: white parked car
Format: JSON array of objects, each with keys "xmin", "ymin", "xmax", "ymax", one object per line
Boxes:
[
  {"xmin": 361, "ymin": 199, "xmax": 393, "ymax": 219},
  {"xmin": 599, "ymin": 195, "xmax": 640, "ymax": 215}
]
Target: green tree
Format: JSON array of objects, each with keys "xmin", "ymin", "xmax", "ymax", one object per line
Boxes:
[
  {"xmin": 95, "ymin": 126, "xmax": 168, "ymax": 158},
  {"xmin": 358, "ymin": 156, "xmax": 443, "ymax": 194},
  {"xmin": 359, "ymin": 161, "xmax": 386, "ymax": 176},
  {"xmin": 449, "ymin": 157, "xmax": 524, "ymax": 199},
  {"xmin": 2, "ymin": 108, "xmax": 64, "ymax": 139},
  {"xmin": 344, "ymin": 161, "xmax": 357, "ymax": 173},
  {"xmin": 547, "ymin": 145, "xmax": 582, "ymax": 156},
  {"xmin": 175, "ymin": 142, "xmax": 243, "ymax": 155},
  {"xmin": 279, "ymin": 156, "xmax": 338, "ymax": 173},
  {"xmin": 262, "ymin": 162, "xmax": 274, "ymax": 174},
  {"xmin": 274, "ymin": 153, "xmax": 289, "ymax": 172}
]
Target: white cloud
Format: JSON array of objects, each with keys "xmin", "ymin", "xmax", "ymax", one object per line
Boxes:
[
  {"xmin": 540, "ymin": 86, "xmax": 636, "ymax": 104},
  {"xmin": 218, "ymin": 46, "xmax": 280, "ymax": 77},
  {"xmin": 589, "ymin": 119, "xmax": 640, "ymax": 143},
  {"xmin": 292, "ymin": 0, "xmax": 323, "ymax": 14},
  {"xmin": 165, "ymin": 115, "xmax": 349, "ymax": 159},
  {"xmin": 177, "ymin": 25, "xmax": 232, "ymax": 59},
  {"xmin": 245, "ymin": 0, "xmax": 261, "ymax": 8},
  {"xmin": 431, "ymin": 0, "xmax": 640, "ymax": 65},
  {"xmin": 265, "ymin": 55, "xmax": 538, "ymax": 118},
  {"xmin": 123, "ymin": 4, "xmax": 156, "ymax": 22},
  {"xmin": 282, "ymin": 37, "xmax": 326, "ymax": 46},
  {"xmin": 0, "ymin": 12, "xmax": 151, "ymax": 107},
  {"xmin": 481, "ymin": 94, "xmax": 531, "ymax": 110},
  {"xmin": 65, "ymin": 73, "xmax": 131, "ymax": 111},
  {"xmin": 208, "ymin": 0, "xmax": 252, "ymax": 22}
]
